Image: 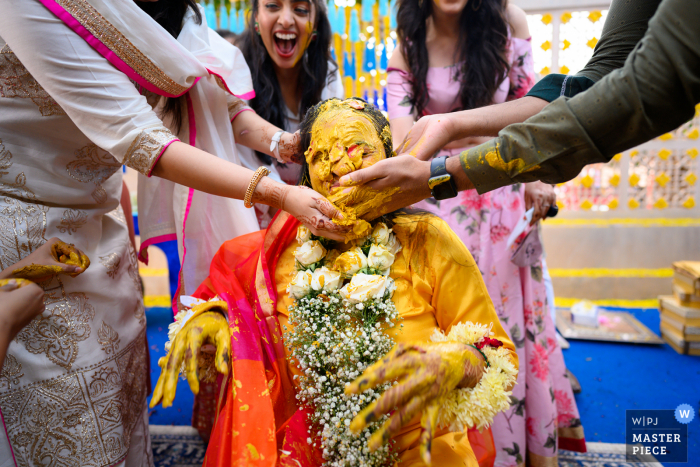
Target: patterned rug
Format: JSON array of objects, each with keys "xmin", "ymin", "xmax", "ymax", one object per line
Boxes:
[{"xmin": 150, "ymin": 426, "xmax": 662, "ymax": 467}]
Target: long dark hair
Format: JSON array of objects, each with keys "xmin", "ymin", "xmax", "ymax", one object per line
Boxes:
[
  {"xmin": 135, "ymin": 0, "xmax": 202, "ymax": 132},
  {"xmin": 238, "ymin": 0, "xmax": 338, "ymax": 165},
  {"xmin": 396, "ymin": 0, "xmax": 510, "ymax": 116}
]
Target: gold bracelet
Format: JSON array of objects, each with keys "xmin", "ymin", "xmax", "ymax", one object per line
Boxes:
[{"xmin": 244, "ymin": 167, "xmax": 270, "ymax": 208}]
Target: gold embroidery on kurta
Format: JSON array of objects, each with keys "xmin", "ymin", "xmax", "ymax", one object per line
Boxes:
[
  {"xmin": 123, "ymin": 127, "xmax": 177, "ymax": 176},
  {"xmin": 107, "ymin": 204, "xmax": 127, "ymax": 224},
  {"xmin": 0, "ymin": 139, "xmax": 11, "ymax": 177},
  {"xmin": 16, "ymin": 290, "xmax": 95, "ymax": 370},
  {"xmin": 99, "ymin": 252, "xmax": 121, "ymax": 279},
  {"xmin": 0, "ymin": 44, "xmax": 66, "ymax": 117},
  {"xmin": 97, "ymin": 321, "xmax": 121, "ymax": 355},
  {"xmin": 0, "ymin": 354, "xmax": 23, "ymax": 391},
  {"xmin": 0, "ymin": 330, "xmax": 149, "ymax": 467},
  {"xmin": 227, "ymin": 96, "xmax": 250, "ymax": 121},
  {"xmin": 52, "ymin": 0, "xmax": 189, "ymax": 96},
  {"xmin": 66, "ymin": 144, "xmax": 121, "ymax": 204},
  {"xmin": 0, "ymin": 156, "xmax": 49, "ymax": 270},
  {"xmin": 125, "ymin": 246, "xmax": 145, "ymax": 324},
  {"xmin": 57, "ymin": 208, "xmax": 88, "ymax": 235}
]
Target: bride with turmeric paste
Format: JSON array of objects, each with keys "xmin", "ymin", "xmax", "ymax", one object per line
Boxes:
[{"xmin": 151, "ymin": 98, "xmax": 518, "ymax": 467}]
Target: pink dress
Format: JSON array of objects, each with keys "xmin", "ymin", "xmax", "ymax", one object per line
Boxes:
[{"xmin": 387, "ymin": 37, "xmax": 586, "ymax": 466}]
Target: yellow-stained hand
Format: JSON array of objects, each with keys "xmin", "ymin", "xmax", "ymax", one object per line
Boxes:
[
  {"xmin": 346, "ymin": 341, "xmax": 486, "ymax": 466},
  {"xmin": 6, "ymin": 238, "xmax": 90, "ymax": 282},
  {"xmin": 150, "ymin": 311, "xmax": 231, "ymax": 408}
]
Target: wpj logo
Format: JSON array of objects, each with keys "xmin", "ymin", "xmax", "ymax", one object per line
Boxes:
[{"xmin": 626, "ymin": 407, "xmax": 692, "ymax": 463}]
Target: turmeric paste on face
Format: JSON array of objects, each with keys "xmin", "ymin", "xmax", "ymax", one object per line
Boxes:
[{"xmin": 305, "ymin": 99, "xmax": 399, "ymax": 241}]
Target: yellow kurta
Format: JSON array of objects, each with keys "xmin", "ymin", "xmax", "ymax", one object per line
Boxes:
[{"xmin": 275, "ymin": 213, "xmax": 519, "ymax": 467}]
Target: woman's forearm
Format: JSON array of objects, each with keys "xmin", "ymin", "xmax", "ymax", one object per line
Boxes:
[
  {"xmin": 449, "ymin": 96, "xmax": 549, "ymax": 138},
  {"xmin": 231, "ymin": 110, "xmax": 300, "ymax": 163},
  {"xmin": 231, "ymin": 110, "xmax": 280, "ymax": 156},
  {"xmin": 151, "ymin": 141, "xmax": 286, "ymax": 210}
]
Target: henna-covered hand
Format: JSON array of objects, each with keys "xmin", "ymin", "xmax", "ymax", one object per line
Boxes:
[
  {"xmin": 280, "ymin": 130, "xmax": 304, "ymax": 164},
  {"xmin": 256, "ymin": 179, "xmax": 351, "ymax": 240},
  {"xmin": 346, "ymin": 341, "xmax": 485, "ymax": 466},
  {"xmin": 2, "ymin": 238, "xmax": 90, "ymax": 282},
  {"xmin": 150, "ymin": 309, "xmax": 231, "ymax": 408}
]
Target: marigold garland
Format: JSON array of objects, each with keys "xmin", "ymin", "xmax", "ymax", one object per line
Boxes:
[{"xmin": 431, "ymin": 322, "xmax": 518, "ymax": 431}]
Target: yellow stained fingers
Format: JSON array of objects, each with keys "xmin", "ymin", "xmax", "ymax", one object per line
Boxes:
[
  {"xmin": 185, "ymin": 326, "xmax": 205, "ymax": 396},
  {"xmin": 52, "ymin": 240, "xmax": 90, "ymax": 275},
  {"xmin": 150, "ymin": 310, "xmax": 231, "ymax": 409},
  {"xmin": 368, "ymin": 393, "xmax": 430, "ymax": 452},
  {"xmin": 350, "ymin": 371, "xmax": 432, "ymax": 434},
  {"xmin": 345, "ymin": 345, "xmax": 423, "ymax": 395},
  {"xmin": 214, "ymin": 326, "xmax": 231, "ymax": 374},
  {"xmin": 419, "ymin": 403, "xmax": 440, "ymax": 466},
  {"xmin": 162, "ymin": 339, "xmax": 187, "ymax": 408},
  {"xmin": 150, "ymin": 373, "xmax": 165, "ymax": 408}
]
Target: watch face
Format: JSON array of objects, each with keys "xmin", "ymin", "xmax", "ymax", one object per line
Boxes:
[{"xmin": 428, "ymin": 174, "xmax": 451, "ymax": 189}]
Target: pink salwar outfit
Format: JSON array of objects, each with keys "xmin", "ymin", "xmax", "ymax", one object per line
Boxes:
[{"xmin": 387, "ymin": 36, "xmax": 586, "ymax": 467}]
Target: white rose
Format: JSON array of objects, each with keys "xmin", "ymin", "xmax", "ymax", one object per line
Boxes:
[
  {"xmin": 311, "ymin": 267, "xmax": 342, "ymax": 292},
  {"xmin": 296, "ymin": 225, "xmax": 311, "ymax": 245},
  {"xmin": 294, "ymin": 240, "xmax": 327, "ymax": 266},
  {"xmin": 339, "ymin": 274, "xmax": 394, "ymax": 303},
  {"xmin": 370, "ymin": 222, "xmax": 391, "ymax": 245},
  {"xmin": 385, "ymin": 233, "xmax": 402, "ymax": 256},
  {"xmin": 287, "ymin": 270, "xmax": 313, "ymax": 299},
  {"xmin": 334, "ymin": 247, "xmax": 368, "ymax": 277},
  {"xmin": 367, "ymin": 244, "xmax": 395, "ymax": 274}
]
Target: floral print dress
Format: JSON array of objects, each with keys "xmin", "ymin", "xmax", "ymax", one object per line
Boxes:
[{"xmin": 387, "ymin": 36, "xmax": 586, "ymax": 466}]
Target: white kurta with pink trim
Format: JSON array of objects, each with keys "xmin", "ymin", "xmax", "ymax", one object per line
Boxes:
[{"xmin": 0, "ymin": 1, "xmax": 188, "ymax": 466}]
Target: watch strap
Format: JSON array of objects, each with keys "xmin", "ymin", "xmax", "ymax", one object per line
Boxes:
[
  {"xmin": 269, "ymin": 130, "xmax": 286, "ymax": 163},
  {"xmin": 429, "ymin": 156, "xmax": 458, "ymax": 200}
]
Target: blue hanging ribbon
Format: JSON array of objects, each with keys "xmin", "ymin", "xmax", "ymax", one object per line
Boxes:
[
  {"xmin": 219, "ymin": 5, "xmax": 229, "ymax": 29},
  {"xmin": 349, "ymin": 9, "xmax": 360, "ymax": 42}
]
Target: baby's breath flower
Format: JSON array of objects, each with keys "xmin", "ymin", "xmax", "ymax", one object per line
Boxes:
[{"xmin": 284, "ymin": 232, "xmax": 402, "ymax": 467}]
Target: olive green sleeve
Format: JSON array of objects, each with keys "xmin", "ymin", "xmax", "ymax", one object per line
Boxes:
[{"xmin": 461, "ymin": 0, "xmax": 700, "ymax": 194}]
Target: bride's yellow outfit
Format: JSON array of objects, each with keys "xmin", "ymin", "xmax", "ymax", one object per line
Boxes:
[
  {"xmin": 275, "ymin": 213, "xmax": 517, "ymax": 466},
  {"xmin": 151, "ymin": 98, "xmax": 518, "ymax": 467}
]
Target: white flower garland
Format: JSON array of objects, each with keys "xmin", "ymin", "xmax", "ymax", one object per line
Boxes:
[
  {"xmin": 285, "ymin": 223, "xmax": 402, "ymax": 467},
  {"xmin": 431, "ymin": 322, "xmax": 518, "ymax": 431}
]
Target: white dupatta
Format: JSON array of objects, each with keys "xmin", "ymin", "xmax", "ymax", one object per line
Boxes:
[
  {"xmin": 135, "ymin": 8, "xmax": 259, "ymax": 302},
  {"xmin": 39, "ymin": 0, "xmax": 260, "ymax": 303}
]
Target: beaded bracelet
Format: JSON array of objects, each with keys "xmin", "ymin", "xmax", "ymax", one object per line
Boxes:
[
  {"xmin": 244, "ymin": 166, "xmax": 271, "ymax": 208},
  {"xmin": 467, "ymin": 344, "xmax": 490, "ymax": 368}
]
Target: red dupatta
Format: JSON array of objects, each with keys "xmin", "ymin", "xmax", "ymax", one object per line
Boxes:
[{"xmin": 193, "ymin": 211, "xmax": 496, "ymax": 467}]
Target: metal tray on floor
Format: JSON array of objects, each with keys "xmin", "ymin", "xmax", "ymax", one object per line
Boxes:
[{"xmin": 555, "ymin": 308, "xmax": 664, "ymax": 344}]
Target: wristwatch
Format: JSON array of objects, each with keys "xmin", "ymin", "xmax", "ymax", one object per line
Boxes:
[{"xmin": 428, "ymin": 156, "xmax": 458, "ymax": 200}]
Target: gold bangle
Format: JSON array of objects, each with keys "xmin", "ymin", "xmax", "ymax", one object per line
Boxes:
[{"xmin": 244, "ymin": 167, "xmax": 270, "ymax": 208}]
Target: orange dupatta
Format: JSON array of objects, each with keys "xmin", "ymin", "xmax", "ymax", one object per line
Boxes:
[
  {"xmin": 194, "ymin": 212, "xmax": 321, "ymax": 466},
  {"xmin": 193, "ymin": 212, "xmax": 496, "ymax": 467}
]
